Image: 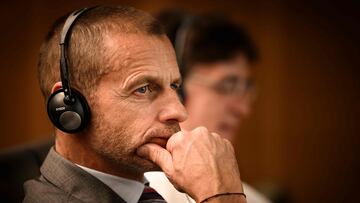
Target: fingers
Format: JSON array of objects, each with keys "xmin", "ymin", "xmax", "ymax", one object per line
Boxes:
[
  {"xmin": 136, "ymin": 143, "xmax": 174, "ymax": 174},
  {"xmin": 162, "ymin": 126, "xmax": 243, "ymax": 202},
  {"xmin": 166, "ymin": 131, "xmax": 184, "ymax": 152}
]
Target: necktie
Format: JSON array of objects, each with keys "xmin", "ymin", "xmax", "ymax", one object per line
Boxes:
[{"xmin": 138, "ymin": 185, "xmax": 167, "ymax": 203}]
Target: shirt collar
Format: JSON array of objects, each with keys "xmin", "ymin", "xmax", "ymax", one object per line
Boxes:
[{"xmin": 76, "ymin": 164, "xmax": 147, "ymax": 203}]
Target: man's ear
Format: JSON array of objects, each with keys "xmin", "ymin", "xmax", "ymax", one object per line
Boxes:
[{"xmin": 51, "ymin": 82, "xmax": 63, "ymax": 93}]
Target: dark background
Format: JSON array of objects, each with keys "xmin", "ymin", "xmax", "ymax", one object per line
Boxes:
[{"xmin": 0, "ymin": 1, "xmax": 359, "ymax": 203}]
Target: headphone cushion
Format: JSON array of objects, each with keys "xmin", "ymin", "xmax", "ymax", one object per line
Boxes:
[{"xmin": 47, "ymin": 88, "xmax": 91, "ymax": 133}]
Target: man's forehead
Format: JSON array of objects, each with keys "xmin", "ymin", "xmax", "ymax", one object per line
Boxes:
[
  {"xmin": 103, "ymin": 33, "xmax": 176, "ymax": 70},
  {"xmin": 100, "ymin": 33, "xmax": 180, "ymax": 83},
  {"xmin": 104, "ymin": 33, "xmax": 171, "ymax": 55}
]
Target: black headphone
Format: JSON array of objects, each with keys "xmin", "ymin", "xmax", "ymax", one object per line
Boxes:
[{"xmin": 47, "ymin": 8, "xmax": 94, "ymax": 133}]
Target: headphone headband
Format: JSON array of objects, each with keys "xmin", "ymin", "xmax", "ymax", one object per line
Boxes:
[{"xmin": 59, "ymin": 7, "xmax": 94, "ymax": 104}]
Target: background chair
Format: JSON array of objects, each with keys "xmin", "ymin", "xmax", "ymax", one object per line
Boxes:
[{"xmin": 0, "ymin": 139, "xmax": 53, "ymax": 203}]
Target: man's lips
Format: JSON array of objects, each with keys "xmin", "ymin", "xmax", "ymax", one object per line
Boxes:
[{"xmin": 147, "ymin": 137, "xmax": 168, "ymax": 148}]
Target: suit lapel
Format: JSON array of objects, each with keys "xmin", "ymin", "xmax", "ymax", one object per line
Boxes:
[{"xmin": 41, "ymin": 148, "xmax": 126, "ymax": 203}]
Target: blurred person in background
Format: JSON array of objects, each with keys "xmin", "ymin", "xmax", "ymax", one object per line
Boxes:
[{"xmin": 144, "ymin": 10, "xmax": 272, "ymax": 203}]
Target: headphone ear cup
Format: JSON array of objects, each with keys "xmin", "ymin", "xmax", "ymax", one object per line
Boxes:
[{"xmin": 47, "ymin": 88, "xmax": 91, "ymax": 133}]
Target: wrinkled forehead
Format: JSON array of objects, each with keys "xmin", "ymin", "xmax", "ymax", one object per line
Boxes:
[{"xmin": 100, "ymin": 33, "xmax": 180, "ymax": 82}]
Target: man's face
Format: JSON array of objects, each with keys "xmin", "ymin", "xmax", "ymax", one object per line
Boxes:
[
  {"xmin": 86, "ymin": 34, "xmax": 187, "ymax": 175},
  {"xmin": 181, "ymin": 55, "xmax": 254, "ymax": 142}
]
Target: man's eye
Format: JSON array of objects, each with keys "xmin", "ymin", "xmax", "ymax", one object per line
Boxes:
[
  {"xmin": 135, "ymin": 85, "xmax": 150, "ymax": 94},
  {"xmin": 170, "ymin": 83, "xmax": 180, "ymax": 90}
]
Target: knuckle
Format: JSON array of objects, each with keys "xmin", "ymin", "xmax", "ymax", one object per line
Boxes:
[
  {"xmin": 211, "ymin": 132, "xmax": 221, "ymax": 139},
  {"xmin": 194, "ymin": 126, "xmax": 209, "ymax": 135},
  {"xmin": 224, "ymin": 138, "xmax": 235, "ymax": 152},
  {"xmin": 199, "ymin": 126, "xmax": 209, "ymax": 134},
  {"xmin": 223, "ymin": 138, "xmax": 231, "ymax": 145}
]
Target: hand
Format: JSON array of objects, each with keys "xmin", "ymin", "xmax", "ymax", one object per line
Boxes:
[{"xmin": 137, "ymin": 126, "xmax": 245, "ymax": 202}]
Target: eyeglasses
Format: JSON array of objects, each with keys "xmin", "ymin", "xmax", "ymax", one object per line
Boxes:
[{"xmin": 187, "ymin": 74, "xmax": 256, "ymax": 99}]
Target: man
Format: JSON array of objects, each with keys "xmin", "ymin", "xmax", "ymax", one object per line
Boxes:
[
  {"xmin": 144, "ymin": 11, "xmax": 271, "ymax": 203},
  {"xmin": 157, "ymin": 11, "xmax": 258, "ymax": 141},
  {"xmin": 24, "ymin": 5, "xmax": 247, "ymax": 203}
]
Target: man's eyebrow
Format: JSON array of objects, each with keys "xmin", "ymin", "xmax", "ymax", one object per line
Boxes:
[
  {"xmin": 174, "ymin": 77, "xmax": 182, "ymax": 85},
  {"xmin": 125, "ymin": 75, "xmax": 182, "ymax": 90},
  {"xmin": 125, "ymin": 75, "xmax": 158, "ymax": 90}
]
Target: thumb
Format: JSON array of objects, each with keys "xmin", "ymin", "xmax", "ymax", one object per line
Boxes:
[{"xmin": 136, "ymin": 143, "xmax": 173, "ymax": 174}]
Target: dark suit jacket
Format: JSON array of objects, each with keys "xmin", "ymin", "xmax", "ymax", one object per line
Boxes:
[{"xmin": 23, "ymin": 148, "xmax": 126, "ymax": 203}]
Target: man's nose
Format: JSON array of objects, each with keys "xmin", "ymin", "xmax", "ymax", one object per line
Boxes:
[{"xmin": 158, "ymin": 89, "xmax": 188, "ymax": 124}]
